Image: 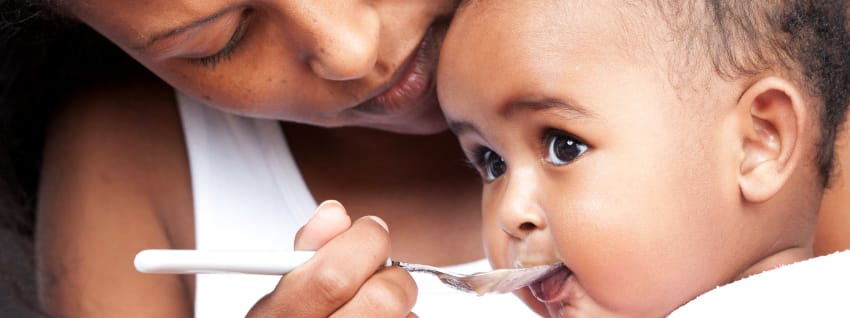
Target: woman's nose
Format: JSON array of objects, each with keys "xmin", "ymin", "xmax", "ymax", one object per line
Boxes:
[
  {"xmin": 286, "ymin": 2, "xmax": 380, "ymax": 81},
  {"xmin": 497, "ymin": 169, "xmax": 547, "ymax": 240}
]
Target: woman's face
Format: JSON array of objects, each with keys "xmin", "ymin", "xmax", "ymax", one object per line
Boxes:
[{"xmin": 65, "ymin": 0, "xmax": 458, "ymax": 134}]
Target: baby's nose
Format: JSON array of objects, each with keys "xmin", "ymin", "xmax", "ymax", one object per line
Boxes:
[{"xmin": 496, "ymin": 169, "xmax": 547, "ymax": 240}]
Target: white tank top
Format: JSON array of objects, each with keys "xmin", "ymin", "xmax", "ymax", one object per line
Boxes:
[{"xmin": 177, "ymin": 93, "xmax": 535, "ymax": 317}]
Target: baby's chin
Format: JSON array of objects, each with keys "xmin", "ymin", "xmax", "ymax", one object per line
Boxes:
[
  {"xmin": 521, "ymin": 273, "xmax": 673, "ymax": 318},
  {"xmin": 530, "ymin": 273, "xmax": 612, "ymax": 317}
]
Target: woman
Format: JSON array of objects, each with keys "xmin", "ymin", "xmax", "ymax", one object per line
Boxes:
[
  {"xmin": 4, "ymin": 0, "xmax": 531, "ymax": 317},
  {"xmin": 815, "ymin": 133, "xmax": 850, "ymax": 256}
]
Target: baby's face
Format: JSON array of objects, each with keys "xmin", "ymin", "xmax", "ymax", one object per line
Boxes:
[{"xmin": 438, "ymin": 1, "xmax": 750, "ymax": 317}]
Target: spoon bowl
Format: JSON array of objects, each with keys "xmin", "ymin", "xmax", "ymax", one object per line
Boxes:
[{"xmin": 394, "ymin": 261, "xmax": 565, "ymax": 295}]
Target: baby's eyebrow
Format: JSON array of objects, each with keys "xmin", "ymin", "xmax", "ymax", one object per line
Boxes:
[
  {"xmin": 448, "ymin": 120, "xmax": 479, "ymax": 136},
  {"xmin": 499, "ymin": 98, "xmax": 595, "ymax": 119},
  {"xmin": 447, "ymin": 97, "xmax": 595, "ymax": 137}
]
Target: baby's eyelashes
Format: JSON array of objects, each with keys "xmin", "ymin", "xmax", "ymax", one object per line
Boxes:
[{"xmin": 544, "ymin": 130, "xmax": 588, "ymax": 166}]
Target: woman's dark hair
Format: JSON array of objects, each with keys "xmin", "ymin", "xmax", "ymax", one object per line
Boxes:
[
  {"xmin": 1, "ymin": 0, "xmax": 145, "ymax": 314},
  {"xmin": 1, "ymin": 0, "xmax": 145, "ymax": 236}
]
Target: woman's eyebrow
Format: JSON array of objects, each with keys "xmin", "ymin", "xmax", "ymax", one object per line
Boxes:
[{"xmin": 132, "ymin": 6, "xmax": 238, "ymax": 52}]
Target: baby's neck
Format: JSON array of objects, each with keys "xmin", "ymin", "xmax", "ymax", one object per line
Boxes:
[{"xmin": 735, "ymin": 246, "xmax": 812, "ymax": 280}]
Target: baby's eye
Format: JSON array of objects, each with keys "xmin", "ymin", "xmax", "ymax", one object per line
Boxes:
[
  {"xmin": 481, "ymin": 149, "xmax": 507, "ymax": 181},
  {"xmin": 545, "ymin": 131, "xmax": 588, "ymax": 165}
]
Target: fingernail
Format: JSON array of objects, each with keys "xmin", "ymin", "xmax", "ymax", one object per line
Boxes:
[
  {"xmin": 317, "ymin": 200, "xmax": 342, "ymax": 210},
  {"xmin": 313, "ymin": 200, "xmax": 345, "ymax": 221},
  {"xmin": 366, "ymin": 216, "xmax": 389, "ymax": 233}
]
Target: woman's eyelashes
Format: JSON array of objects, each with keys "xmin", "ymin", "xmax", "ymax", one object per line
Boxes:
[
  {"xmin": 544, "ymin": 130, "xmax": 588, "ymax": 165},
  {"xmin": 190, "ymin": 10, "xmax": 254, "ymax": 69}
]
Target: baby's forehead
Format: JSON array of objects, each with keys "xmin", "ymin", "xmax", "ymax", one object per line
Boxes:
[
  {"xmin": 448, "ymin": 1, "xmax": 669, "ymax": 77},
  {"xmin": 439, "ymin": 0, "xmax": 727, "ymax": 123},
  {"xmin": 446, "ymin": 0, "xmax": 740, "ymax": 98},
  {"xmin": 452, "ymin": 1, "xmax": 665, "ymax": 60}
]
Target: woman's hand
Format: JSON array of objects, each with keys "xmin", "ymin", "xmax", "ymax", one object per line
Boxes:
[{"xmin": 247, "ymin": 201, "xmax": 419, "ymax": 317}]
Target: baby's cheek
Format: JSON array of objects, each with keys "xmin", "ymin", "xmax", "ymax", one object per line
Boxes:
[
  {"xmin": 482, "ymin": 227, "xmax": 511, "ymax": 268},
  {"xmin": 481, "ymin": 194, "xmax": 509, "ymax": 265}
]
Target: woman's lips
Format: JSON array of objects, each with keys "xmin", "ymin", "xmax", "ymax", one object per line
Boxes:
[
  {"xmin": 530, "ymin": 265, "xmax": 573, "ymax": 303},
  {"xmin": 354, "ymin": 27, "xmax": 439, "ymax": 116}
]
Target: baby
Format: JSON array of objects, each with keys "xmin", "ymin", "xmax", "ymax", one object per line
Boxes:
[{"xmin": 436, "ymin": 0, "xmax": 850, "ymax": 317}]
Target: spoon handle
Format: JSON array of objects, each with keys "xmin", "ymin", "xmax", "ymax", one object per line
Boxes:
[{"xmin": 134, "ymin": 249, "xmax": 392, "ymax": 275}]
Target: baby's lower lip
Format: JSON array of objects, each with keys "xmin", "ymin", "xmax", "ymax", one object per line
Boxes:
[{"xmin": 530, "ymin": 266, "xmax": 572, "ymax": 303}]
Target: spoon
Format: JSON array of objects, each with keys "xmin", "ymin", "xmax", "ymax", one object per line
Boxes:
[{"xmin": 134, "ymin": 249, "xmax": 564, "ymax": 295}]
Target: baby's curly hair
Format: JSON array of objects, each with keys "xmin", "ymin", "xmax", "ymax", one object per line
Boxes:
[{"xmin": 657, "ymin": 0, "xmax": 850, "ymax": 187}]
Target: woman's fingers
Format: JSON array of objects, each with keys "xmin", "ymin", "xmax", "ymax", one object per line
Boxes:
[
  {"xmin": 294, "ymin": 200, "xmax": 352, "ymax": 250},
  {"xmin": 329, "ymin": 266, "xmax": 418, "ymax": 318},
  {"xmin": 249, "ymin": 201, "xmax": 417, "ymax": 317},
  {"xmin": 247, "ymin": 215, "xmax": 393, "ymax": 317}
]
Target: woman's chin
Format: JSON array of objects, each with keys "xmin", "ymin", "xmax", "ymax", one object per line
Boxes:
[{"xmin": 359, "ymin": 102, "xmax": 448, "ymax": 135}]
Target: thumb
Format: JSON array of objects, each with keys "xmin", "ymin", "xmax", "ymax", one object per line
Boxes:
[{"xmin": 294, "ymin": 200, "xmax": 352, "ymax": 250}]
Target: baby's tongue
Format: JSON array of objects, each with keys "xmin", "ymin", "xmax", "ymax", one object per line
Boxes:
[{"xmin": 530, "ymin": 266, "xmax": 572, "ymax": 303}]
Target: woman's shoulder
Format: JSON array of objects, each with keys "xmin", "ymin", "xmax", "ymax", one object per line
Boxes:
[
  {"xmin": 40, "ymin": 74, "xmax": 194, "ymax": 247},
  {"xmin": 45, "ymin": 74, "xmax": 190, "ymax": 199},
  {"xmin": 814, "ymin": 126, "xmax": 850, "ymax": 255},
  {"xmin": 54, "ymin": 73, "xmax": 179, "ymax": 133},
  {"xmin": 37, "ymin": 75, "xmax": 196, "ymax": 315}
]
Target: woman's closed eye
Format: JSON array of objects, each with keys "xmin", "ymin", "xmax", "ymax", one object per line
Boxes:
[
  {"xmin": 190, "ymin": 9, "xmax": 254, "ymax": 68},
  {"xmin": 545, "ymin": 130, "xmax": 588, "ymax": 165}
]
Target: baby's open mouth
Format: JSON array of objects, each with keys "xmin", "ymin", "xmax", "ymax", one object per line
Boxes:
[{"xmin": 530, "ymin": 264, "xmax": 573, "ymax": 303}]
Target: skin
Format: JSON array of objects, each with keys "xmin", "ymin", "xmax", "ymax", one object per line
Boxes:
[
  {"xmin": 64, "ymin": 0, "xmax": 455, "ymax": 134},
  {"xmin": 437, "ymin": 1, "xmax": 823, "ymax": 317},
  {"xmin": 36, "ymin": 1, "xmax": 491, "ymax": 317},
  {"xmin": 814, "ymin": 130, "xmax": 850, "ymax": 255},
  {"xmin": 32, "ymin": 0, "xmax": 847, "ymax": 317}
]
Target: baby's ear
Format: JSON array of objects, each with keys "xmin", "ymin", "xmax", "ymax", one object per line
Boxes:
[{"xmin": 735, "ymin": 77, "xmax": 809, "ymax": 203}]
